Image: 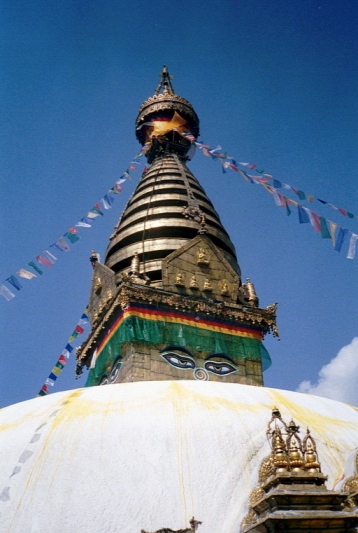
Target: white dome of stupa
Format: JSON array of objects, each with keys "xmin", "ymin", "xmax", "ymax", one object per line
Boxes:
[{"xmin": 1, "ymin": 381, "xmax": 357, "ymax": 533}]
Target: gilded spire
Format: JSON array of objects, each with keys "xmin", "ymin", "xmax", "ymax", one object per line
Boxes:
[{"xmin": 154, "ymin": 65, "xmax": 175, "ymax": 96}]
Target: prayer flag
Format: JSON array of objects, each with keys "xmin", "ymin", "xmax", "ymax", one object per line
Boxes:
[
  {"xmin": 307, "ymin": 195, "xmax": 314, "ymax": 203},
  {"xmin": 86, "ymin": 211, "xmax": 100, "ymax": 219},
  {"xmin": 247, "ymin": 164, "xmax": 256, "ymax": 170},
  {"xmin": 45, "ymin": 378, "xmax": 55, "ymax": 386},
  {"xmin": 273, "ymin": 179, "xmax": 282, "ymax": 188},
  {"xmin": 128, "ymin": 165, "xmax": 136, "ymax": 171},
  {"xmin": 303, "ymin": 207, "xmax": 314, "ymax": 227},
  {"xmin": 44, "ymin": 250, "xmax": 57, "ymax": 263},
  {"xmin": 79, "ymin": 313, "xmax": 89, "ymax": 325},
  {"xmin": 38, "ymin": 390, "xmax": 47, "ymax": 397},
  {"xmin": 124, "ymin": 171, "xmax": 131, "ymax": 180},
  {"xmin": 91, "ymin": 206, "xmax": 103, "ymax": 216},
  {"xmin": 347, "ymin": 212, "xmax": 354, "ymax": 219},
  {"xmin": 298, "ymin": 206, "xmax": 310, "ymax": 224},
  {"xmin": 51, "ymin": 366, "xmax": 62, "ymax": 377},
  {"xmin": 65, "ymin": 230, "xmax": 80, "ymax": 244},
  {"xmin": 239, "ymin": 162, "xmax": 249, "ymax": 167},
  {"xmin": 75, "ymin": 219, "xmax": 92, "ymax": 228},
  {"xmin": 75, "ymin": 325, "xmax": 84, "ymax": 334},
  {"xmin": 28, "ymin": 261, "xmax": 43, "ymax": 275},
  {"xmin": 0, "ymin": 284, "xmax": 15, "ymax": 301},
  {"xmin": 59, "ymin": 355, "xmax": 67, "ymax": 365},
  {"xmin": 338, "ymin": 208, "xmax": 347, "ymax": 216},
  {"xmin": 318, "ymin": 199, "xmax": 327, "ymax": 204},
  {"xmin": 62, "ymin": 344, "xmax": 73, "ymax": 359},
  {"xmin": 329, "ymin": 222, "xmax": 337, "ymax": 246},
  {"xmin": 311, "ymin": 211, "xmax": 321, "ymax": 232},
  {"xmin": 55, "ymin": 361, "xmax": 65, "ymax": 371},
  {"xmin": 298, "ymin": 190, "xmax": 306, "ymax": 201},
  {"xmin": 334, "ymin": 228, "xmax": 348, "ymax": 252},
  {"xmin": 36, "ymin": 254, "xmax": 53, "ymax": 268},
  {"xmin": 239, "ymin": 170, "xmax": 254, "ymax": 183},
  {"xmin": 273, "ymin": 191, "xmax": 282, "ymax": 207},
  {"xmin": 17, "ymin": 268, "xmax": 36, "ymax": 280},
  {"xmin": 6, "ymin": 275, "xmax": 22, "ymax": 291},
  {"xmin": 320, "ymin": 217, "xmax": 331, "ymax": 239},
  {"xmin": 41, "ymin": 384, "xmax": 49, "ymax": 393},
  {"xmin": 202, "ymin": 148, "xmax": 210, "ymax": 157},
  {"xmin": 347, "ymin": 233, "xmax": 358, "ymax": 259},
  {"xmin": 51, "ymin": 237, "xmax": 70, "ymax": 251},
  {"xmin": 101, "ymin": 194, "xmax": 114, "ymax": 210},
  {"xmin": 48, "ymin": 372, "xmax": 58, "ymax": 382}
]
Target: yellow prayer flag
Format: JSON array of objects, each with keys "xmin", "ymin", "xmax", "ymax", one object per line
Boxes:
[
  {"xmin": 52, "ymin": 366, "xmax": 62, "ymax": 376},
  {"xmin": 329, "ymin": 222, "xmax": 337, "ymax": 247}
]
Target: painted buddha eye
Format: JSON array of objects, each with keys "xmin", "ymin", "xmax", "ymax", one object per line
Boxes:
[
  {"xmin": 99, "ymin": 376, "xmax": 109, "ymax": 385},
  {"xmin": 161, "ymin": 352, "xmax": 196, "ymax": 369},
  {"xmin": 204, "ymin": 361, "xmax": 237, "ymax": 375},
  {"xmin": 109, "ymin": 362, "xmax": 122, "ymax": 383}
]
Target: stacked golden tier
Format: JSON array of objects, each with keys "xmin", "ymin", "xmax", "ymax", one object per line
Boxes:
[{"xmin": 105, "ymin": 152, "xmax": 240, "ymax": 286}]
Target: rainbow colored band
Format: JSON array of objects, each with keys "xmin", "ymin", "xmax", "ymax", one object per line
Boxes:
[{"xmin": 96, "ymin": 303, "xmax": 263, "ymax": 358}]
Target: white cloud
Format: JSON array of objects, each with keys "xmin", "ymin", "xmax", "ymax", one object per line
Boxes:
[{"xmin": 297, "ymin": 337, "xmax": 358, "ymax": 406}]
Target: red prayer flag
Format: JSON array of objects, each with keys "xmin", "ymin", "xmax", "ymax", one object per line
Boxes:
[
  {"xmin": 338, "ymin": 208, "xmax": 347, "ymax": 216},
  {"xmin": 59, "ymin": 355, "xmax": 67, "ymax": 365},
  {"xmin": 247, "ymin": 164, "xmax": 256, "ymax": 170},
  {"xmin": 75, "ymin": 325, "xmax": 84, "ymax": 334}
]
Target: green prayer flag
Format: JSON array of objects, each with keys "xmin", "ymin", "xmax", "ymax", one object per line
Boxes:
[
  {"xmin": 65, "ymin": 231, "xmax": 80, "ymax": 244},
  {"xmin": 298, "ymin": 190, "xmax": 306, "ymax": 200},
  {"xmin": 55, "ymin": 361, "xmax": 65, "ymax": 370},
  {"xmin": 320, "ymin": 217, "xmax": 331, "ymax": 239},
  {"xmin": 347, "ymin": 212, "xmax": 354, "ymax": 219},
  {"xmin": 286, "ymin": 204, "xmax": 291, "ymax": 216},
  {"xmin": 28, "ymin": 261, "xmax": 43, "ymax": 275}
]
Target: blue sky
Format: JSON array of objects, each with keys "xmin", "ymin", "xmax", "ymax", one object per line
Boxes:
[{"xmin": 1, "ymin": 0, "xmax": 357, "ymax": 407}]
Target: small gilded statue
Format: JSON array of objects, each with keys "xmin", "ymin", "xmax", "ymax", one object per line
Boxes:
[
  {"xmin": 196, "ymin": 248, "xmax": 209, "ymax": 265},
  {"xmin": 94, "ymin": 275, "xmax": 102, "ymax": 294},
  {"xmin": 220, "ymin": 280, "xmax": 229, "ymax": 295},
  {"xmin": 175, "ymin": 272, "xmax": 185, "ymax": 286},
  {"xmin": 203, "ymin": 278, "xmax": 212, "ymax": 291},
  {"xmin": 190, "ymin": 274, "xmax": 199, "ymax": 289}
]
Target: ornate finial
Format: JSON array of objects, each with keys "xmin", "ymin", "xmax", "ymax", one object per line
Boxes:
[
  {"xmin": 198, "ymin": 214, "xmax": 208, "ymax": 234},
  {"xmin": 245, "ymin": 278, "xmax": 259, "ymax": 307},
  {"xmin": 154, "ymin": 65, "xmax": 175, "ymax": 96},
  {"xmin": 130, "ymin": 252, "xmax": 140, "ymax": 276},
  {"xmin": 90, "ymin": 249, "xmax": 100, "ymax": 267},
  {"xmin": 303, "ymin": 429, "xmax": 321, "ymax": 472},
  {"xmin": 288, "ymin": 437, "xmax": 305, "ymax": 471},
  {"xmin": 271, "ymin": 427, "xmax": 289, "ymax": 472}
]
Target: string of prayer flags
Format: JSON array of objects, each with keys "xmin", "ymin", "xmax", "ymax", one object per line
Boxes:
[
  {"xmin": 264, "ymin": 184, "xmax": 355, "ymax": 257},
  {"xmin": 1, "ymin": 153, "xmax": 145, "ymax": 301},
  {"xmin": 37, "ymin": 307, "xmax": 89, "ymax": 397}
]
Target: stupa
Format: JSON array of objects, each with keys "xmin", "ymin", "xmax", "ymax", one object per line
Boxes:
[{"xmin": 0, "ymin": 67, "xmax": 357, "ymax": 533}]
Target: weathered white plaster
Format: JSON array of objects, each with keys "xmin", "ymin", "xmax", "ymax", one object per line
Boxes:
[{"xmin": 0, "ymin": 381, "xmax": 357, "ymax": 533}]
